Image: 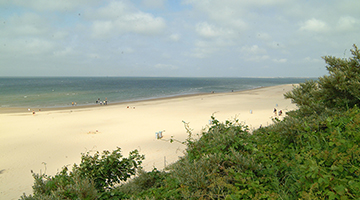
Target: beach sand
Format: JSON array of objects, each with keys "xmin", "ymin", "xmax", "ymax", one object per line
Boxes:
[{"xmin": 0, "ymin": 84, "xmax": 296, "ymax": 199}]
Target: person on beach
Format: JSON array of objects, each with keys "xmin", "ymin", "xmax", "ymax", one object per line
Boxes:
[
  {"xmin": 273, "ymin": 108, "xmax": 277, "ymax": 116},
  {"xmin": 279, "ymin": 110, "xmax": 283, "ymax": 116}
]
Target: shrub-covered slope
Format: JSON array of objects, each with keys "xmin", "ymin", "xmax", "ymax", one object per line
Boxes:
[
  {"xmin": 21, "ymin": 45, "xmax": 360, "ymax": 199},
  {"xmin": 118, "ymin": 44, "xmax": 360, "ymax": 199}
]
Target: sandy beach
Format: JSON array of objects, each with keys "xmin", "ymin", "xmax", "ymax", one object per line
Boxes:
[{"xmin": 0, "ymin": 84, "xmax": 297, "ymax": 199}]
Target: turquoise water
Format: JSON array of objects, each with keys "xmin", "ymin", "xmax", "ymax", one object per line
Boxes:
[{"xmin": 0, "ymin": 77, "xmax": 313, "ymax": 108}]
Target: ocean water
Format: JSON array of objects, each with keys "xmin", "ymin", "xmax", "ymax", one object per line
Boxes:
[{"xmin": 0, "ymin": 77, "xmax": 313, "ymax": 108}]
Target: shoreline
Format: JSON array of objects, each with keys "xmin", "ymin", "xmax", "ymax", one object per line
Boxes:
[{"xmin": 0, "ymin": 85, "xmax": 272, "ymax": 114}]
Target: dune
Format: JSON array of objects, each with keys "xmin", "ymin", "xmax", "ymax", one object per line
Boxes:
[{"xmin": 0, "ymin": 84, "xmax": 296, "ymax": 199}]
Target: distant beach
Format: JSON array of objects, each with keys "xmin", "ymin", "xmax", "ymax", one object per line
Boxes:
[{"xmin": 0, "ymin": 83, "xmax": 298, "ymax": 199}]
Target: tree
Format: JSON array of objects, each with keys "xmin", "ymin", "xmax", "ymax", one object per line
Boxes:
[{"xmin": 285, "ymin": 44, "xmax": 360, "ymax": 117}]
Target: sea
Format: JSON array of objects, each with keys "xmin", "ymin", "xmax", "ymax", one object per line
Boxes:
[{"xmin": 0, "ymin": 77, "xmax": 314, "ymax": 108}]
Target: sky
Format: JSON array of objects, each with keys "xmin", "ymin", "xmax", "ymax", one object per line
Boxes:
[{"xmin": 0, "ymin": 0, "xmax": 359, "ymax": 77}]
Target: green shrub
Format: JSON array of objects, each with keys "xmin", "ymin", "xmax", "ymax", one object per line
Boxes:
[
  {"xmin": 20, "ymin": 168, "xmax": 98, "ymax": 200},
  {"xmin": 74, "ymin": 148, "xmax": 144, "ymax": 192},
  {"xmin": 21, "ymin": 147, "xmax": 144, "ymax": 199}
]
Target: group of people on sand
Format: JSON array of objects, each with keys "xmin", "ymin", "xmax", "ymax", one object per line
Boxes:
[
  {"xmin": 28, "ymin": 108, "xmax": 41, "ymax": 115},
  {"xmin": 273, "ymin": 108, "xmax": 283, "ymax": 116},
  {"xmin": 96, "ymin": 98, "xmax": 108, "ymax": 105}
]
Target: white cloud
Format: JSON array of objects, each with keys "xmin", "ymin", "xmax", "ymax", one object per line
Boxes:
[
  {"xmin": 272, "ymin": 58, "xmax": 287, "ymax": 63},
  {"xmin": 91, "ymin": 1, "xmax": 166, "ymax": 38},
  {"xmin": 303, "ymin": 57, "xmax": 322, "ymax": 63},
  {"xmin": 53, "ymin": 47, "xmax": 75, "ymax": 57},
  {"xmin": 1, "ymin": 12, "xmax": 48, "ymax": 37},
  {"xmin": 155, "ymin": 64, "xmax": 178, "ymax": 70},
  {"xmin": 240, "ymin": 45, "xmax": 270, "ymax": 61},
  {"xmin": 92, "ymin": 21, "xmax": 113, "ymax": 37},
  {"xmin": 1, "ymin": 0, "xmax": 359, "ymax": 77},
  {"xmin": 2, "ymin": 0, "xmax": 98, "ymax": 12},
  {"xmin": 3, "ymin": 38, "xmax": 54, "ymax": 56},
  {"xmin": 191, "ymin": 39, "xmax": 234, "ymax": 58},
  {"xmin": 241, "ymin": 45, "xmax": 267, "ymax": 55},
  {"xmin": 191, "ymin": 22, "xmax": 238, "ymax": 58},
  {"xmin": 299, "ymin": 18, "xmax": 328, "ymax": 32},
  {"xmin": 51, "ymin": 31, "xmax": 69, "ymax": 40},
  {"xmin": 141, "ymin": 0, "xmax": 166, "ymax": 9},
  {"xmin": 336, "ymin": 16, "xmax": 359, "ymax": 32},
  {"xmin": 186, "ymin": 1, "xmax": 248, "ymax": 32},
  {"xmin": 122, "ymin": 47, "xmax": 135, "ymax": 54},
  {"xmin": 93, "ymin": 1, "xmax": 129, "ymax": 19},
  {"xmin": 169, "ymin": 33, "xmax": 181, "ymax": 42},
  {"xmin": 192, "ymin": 46, "xmax": 216, "ymax": 58},
  {"xmin": 195, "ymin": 22, "xmax": 235, "ymax": 38},
  {"xmin": 256, "ymin": 32, "xmax": 272, "ymax": 41}
]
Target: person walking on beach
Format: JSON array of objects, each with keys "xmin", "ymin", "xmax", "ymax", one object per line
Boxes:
[{"xmin": 273, "ymin": 108, "xmax": 277, "ymax": 116}]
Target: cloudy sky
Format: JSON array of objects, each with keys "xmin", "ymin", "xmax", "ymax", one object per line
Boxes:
[{"xmin": 1, "ymin": 0, "xmax": 359, "ymax": 77}]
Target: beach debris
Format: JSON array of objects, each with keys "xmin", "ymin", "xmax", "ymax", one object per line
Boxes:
[
  {"xmin": 88, "ymin": 130, "xmax": 100, "ymax": 134},
  {"xmin": 155, "ymin": 130, "xmax": 164, "ymax": 139}
]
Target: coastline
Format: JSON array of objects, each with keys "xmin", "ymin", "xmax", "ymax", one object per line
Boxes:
[
  {"xmin": 0, "ymin": 84, "xmax": 297, "ymax": 199},
  {"xmin": 0, "ymin": 85, "xmax": 271, "ymax": 114}
]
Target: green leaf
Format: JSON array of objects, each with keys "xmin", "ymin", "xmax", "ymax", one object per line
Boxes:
[{"xmin": 327, "ymin": 191, "xmax": 336, "ymax": 200}]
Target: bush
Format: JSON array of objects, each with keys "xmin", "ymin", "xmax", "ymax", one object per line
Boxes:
[
  {"xmin": 75, "ymin": 148, "xmax": 144, "ymax": 192},
  {"xmin": 21, "ymin": 147, "xmax": 144, "ymax": 199}
]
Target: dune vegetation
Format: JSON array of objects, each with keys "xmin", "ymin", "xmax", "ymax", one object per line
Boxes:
[{"xmin": 21, "ymin": 45, "xmax": 360, "ymax": 199}]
